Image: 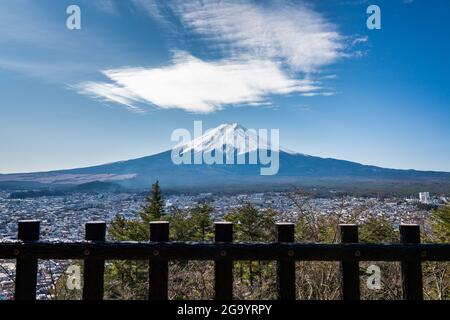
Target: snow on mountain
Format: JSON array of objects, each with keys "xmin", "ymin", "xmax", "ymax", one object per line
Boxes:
[{"xmin": 179, "ymin": 123, "xmax": 296, "ymax": 155}]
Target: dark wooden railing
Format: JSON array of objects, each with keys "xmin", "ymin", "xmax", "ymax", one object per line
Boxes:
[{"xmin": 0, "ymin": 220, "xmax": 449, "ymax": 301}]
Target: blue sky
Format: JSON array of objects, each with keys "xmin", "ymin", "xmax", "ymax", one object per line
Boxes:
[{"xmin": 0, "ymin": 0, "xmax": 449, "ymax": 173}]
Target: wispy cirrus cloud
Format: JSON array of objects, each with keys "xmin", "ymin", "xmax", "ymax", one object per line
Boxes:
[
  {"xmin": 94, "ymin": 0, "xmax": 118, "ymax": 15},
  {"xmin": 77, "ymin": 0, "xmax": 362, "ymax": 113},
  {"xmin": 170, "ymin": 0, "xmax": 345, "ymax": 72},
  {"xmin": 131, "ymin": 0, "xmax": 166, "ymax": 21}
]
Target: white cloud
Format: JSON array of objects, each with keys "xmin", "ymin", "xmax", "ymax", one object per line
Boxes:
[
  {"xmin": 75, "ymin": 81, "xmax": 144, "ymax": 112},
  {"xmin": 169, "ymin": 0, "xmax": 345, "ymax": 72},
  {"xmin": 321, "ymin": 74, "xmax": 338, "ymax": 80},
  {"xmin": 131, "ymin": 0, "xmax": 166, "ymax": 22},
  {"xmin": 76, "ymin": 0, "xmax": 352, "ymax": 113},
  {"xmin": 94, "ymin": 0, "xmax": 118, "ymax": 15},
  {"xmin": 301, "ymin": 91, "xmax": 337, "ymax": 97},
  {"xmin": 352, "ymin": 36, "xmax": 369, "ymax": 46},
  {"xmin": 76, "ymin": 53, "xmax": 321, "ymax": 113}
]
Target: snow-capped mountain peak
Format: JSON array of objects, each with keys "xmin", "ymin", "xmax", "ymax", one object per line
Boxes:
[{"xmin": 179, "ymin": 123, "xmax": 295, "ymax": 155}]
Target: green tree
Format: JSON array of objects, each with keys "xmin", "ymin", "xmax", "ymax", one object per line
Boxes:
[
  {"xmin": 168, "ymin": 206, "xmax": 196, "ymax": 241},
  {"xmin": 106, "ymin": 180, "xmax": 168, "ymax": 299},
  {"xmin": 360, "ymin": 214, "xmax": 398, "ymax": 243},
  {"xmin": 422, "ymin": 205, "xmax": 450, "ymax": 300},
  {"xmin": 430, "ymin": 205, "xmax": 450, "ymax": 243},
  {"xmin": 190, "ymin": 203, "xmax": 214, "ymax": 241},
  {"xmin": 224, "ymin": 203, "xmax": 277, "ymax": 243},
  {"xmin": 105, "ymin": 183, "xmax": 219, "ymax": 299},
  {"xmin": 224, "ymin": 203, "xmax": 277, "ymax": 299},
  {"xmin": 140, "ymin": 180, "xmax": 165, "ymax": 224},
  {"xmin": 109, "ymin": 180, "xmax": 167, "ymax": 242}
]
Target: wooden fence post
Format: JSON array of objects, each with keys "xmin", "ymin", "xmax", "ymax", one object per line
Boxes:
[
  {"xmin": 15, "ymin": 220, "xmax": 40, "ymax": 300},
  {"xmin": 277, "ymin": 223, "xmax": 296, "ymax": 300},
  {"xmin": 149, "ymin": 221, "xmax": 169, "ymax": 300},
  {"xmin": 340, "ymin": 224, "xmax": 360, "ymax": 300},
  {"xmin": 83, "ymin": 221, "xmax": 106, "ymax": 300},
  {"xmin": 214, "ymin": 222, "xmax": 233, "ymax": 300},
  {"xmin": 400, "ymin": 224, "xmax": 423, "ymax": 300}
]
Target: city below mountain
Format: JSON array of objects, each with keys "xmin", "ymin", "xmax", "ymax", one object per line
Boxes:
[{"xmin": 1, "ymin": 123, "xmax": 450, "ymax": 194}]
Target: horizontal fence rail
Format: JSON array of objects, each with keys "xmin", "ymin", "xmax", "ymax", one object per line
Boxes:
[
  {"xmin": 1, "ymin": 242, "xmax": 449, "ymax": 261},
  {"xmin": 0, "ymin": 221, "xmax": 449, "ymax": 301}
]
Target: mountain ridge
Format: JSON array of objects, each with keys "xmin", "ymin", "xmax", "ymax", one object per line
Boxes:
[{"xmin": 1, "ymin": 123, "xmax": 450, "ymax": 192}]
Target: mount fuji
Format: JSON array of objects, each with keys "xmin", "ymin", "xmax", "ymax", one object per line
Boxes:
[
  {"xmin": 1, "ymin": 123, "xmax": 450, "ymax": 193},
  {"xmin": 177, "ymin": 123, "xmax": 294, "ymax": 156}
]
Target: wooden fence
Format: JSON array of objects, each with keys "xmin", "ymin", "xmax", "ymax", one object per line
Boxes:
[{"xmin": 0, "ymin": 220, "xmax": 449, "ymax": 300}]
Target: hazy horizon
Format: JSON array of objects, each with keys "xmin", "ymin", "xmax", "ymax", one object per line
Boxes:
[{"xmin": 2, "ymin": 121, "xmax": 450, "ymax": 175}]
